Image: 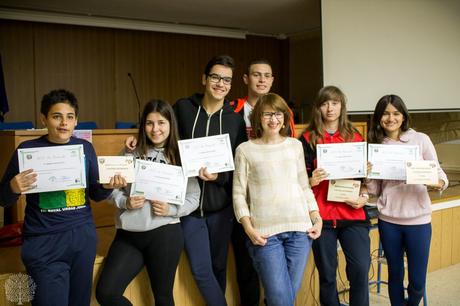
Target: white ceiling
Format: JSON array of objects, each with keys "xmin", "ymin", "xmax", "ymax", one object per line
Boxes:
[{"xmin": 0, "ymin": 0, "xmax": 321, "ymax": 37}]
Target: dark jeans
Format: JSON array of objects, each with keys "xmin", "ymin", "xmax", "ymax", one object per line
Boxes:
[
  {"xmin": 96, "ymin": 224, "xmax": 184, "ymax": 306},
  {"xmin": 232, "ymin": 221, "xmax": 261, "ymax": 306},
  {"xmin": 21, "ymin": 223, "xmax": 97, "ymax": 306},
  {"xmin": 181, "ymin": 205, "xmax": 234, "ymax": 306},
  {"xmin": 312, "ymin": 225, "xmax": 370, "ymax": 306},
  {"xmin": 378, "ymin": 219, "xmax": 431, "ymax": 306}
]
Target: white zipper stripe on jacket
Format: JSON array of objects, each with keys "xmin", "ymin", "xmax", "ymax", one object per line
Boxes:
[{"xmin": 191, "ymin": 105, "xmax": 223, "ymax": 217}]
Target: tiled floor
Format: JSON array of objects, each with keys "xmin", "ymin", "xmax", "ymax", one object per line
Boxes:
[{"xmin": 340, "ymin": 263, "xmax": 460, "ymax": 305}]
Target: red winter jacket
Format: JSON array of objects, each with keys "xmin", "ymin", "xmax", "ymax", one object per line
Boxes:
[{"xmin": 300, "ymin": 130, "xmax": 368, "ymax": 227}]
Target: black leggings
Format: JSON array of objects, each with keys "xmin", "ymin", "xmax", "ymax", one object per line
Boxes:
[{"xmin": 96, "ymin": 224, "xmax": 184, "ymax": 306}]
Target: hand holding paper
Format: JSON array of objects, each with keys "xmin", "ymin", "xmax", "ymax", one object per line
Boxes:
[
  {"xmin": 102, "ymin": 174, "xmax": 127, "ymax": 189},
  {"xmin": 9, "ymin": 169, "xmax": 37, "ymax": 194},
  {"xmin": 151, "ymin": 200, "xmax": 170, "ymax": 216},
  {"xmin": 126, "ymin": 195, "xmax": 146, "ymax": 210}
]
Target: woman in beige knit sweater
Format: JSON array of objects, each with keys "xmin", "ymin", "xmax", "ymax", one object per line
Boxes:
[{"xmin": 233, "ymin": 93, "xmax": 322, "ymax": 306}]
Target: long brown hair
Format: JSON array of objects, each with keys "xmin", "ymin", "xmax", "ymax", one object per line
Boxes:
[
  {"xmin": 306, "ymin": 86, "xmax": 357, "ymax": 147},
  {"xmin": 137, "ymin": 99, "xmax": 181, "ymax": 165}
]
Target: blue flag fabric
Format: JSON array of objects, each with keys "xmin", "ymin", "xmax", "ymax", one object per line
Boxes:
[{"xmin": 0, "ymin": 53, "xmax": 9, "ymax": 121}]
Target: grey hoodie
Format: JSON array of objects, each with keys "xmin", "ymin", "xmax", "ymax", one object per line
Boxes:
[{"xmin": 110, "ymin": 148, "xmax": 200, "ymax": 232}]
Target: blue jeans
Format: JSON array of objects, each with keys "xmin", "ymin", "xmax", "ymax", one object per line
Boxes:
[
  {"xmin": 247, "ymin": 231, "xmax": 312, "ymax": 306},
  {"xmin": 378, "ymin": 219, "xmax": 431, "ymax": 306}
]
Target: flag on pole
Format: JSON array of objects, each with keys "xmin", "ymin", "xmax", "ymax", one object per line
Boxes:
[{"xmin": 0, "ymin": 53, "xmax": 9, "ymax": 122}]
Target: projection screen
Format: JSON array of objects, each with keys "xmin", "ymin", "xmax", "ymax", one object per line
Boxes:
[{"xmin": 321, "ymin": 0, "xmax": 460, "ymax": 113}]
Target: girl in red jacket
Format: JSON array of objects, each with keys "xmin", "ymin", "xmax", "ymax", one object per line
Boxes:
[{"xmin": 300, "ymin": 85, "xmax": 371, "ymax": 306}]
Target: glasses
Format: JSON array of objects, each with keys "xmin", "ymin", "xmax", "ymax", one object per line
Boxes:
[
  {"xmin": 262, "ymin": 111, "xmax": 284, "ymax": 120},
  {"xmin": 207, "ymin": 73, "xmax": 232, "ymax": 85}
]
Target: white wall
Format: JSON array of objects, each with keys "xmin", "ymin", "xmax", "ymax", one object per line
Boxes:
[{"xmin": 322, "ymin": 0, "xmax": 460, "ymax": 113}]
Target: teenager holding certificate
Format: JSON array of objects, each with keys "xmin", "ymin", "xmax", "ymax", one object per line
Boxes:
[
  {"xmin": 366, "ymin": 94, "xmax": 448, "ymax": 306},
  {"xmin": 96, "ymin": 100, "xmax": 200, "ymax": 306},
  {"xmin": 233, "ymin": 93, "xmax": 322, "ymax": 306},
  {"xmin": 124, "ymin": 56, "xmax": 246, "ymax": 305},
  {"xmin": 0, "ymin": 89, "xmax": 124, "ymax": 306},
  {"xmin": 174, "ymin": 55, "xmax": 247, "ymax": 305},
  {"xmin": 300, "ymin": 85, "xmax": 371, "ymax": 306}
]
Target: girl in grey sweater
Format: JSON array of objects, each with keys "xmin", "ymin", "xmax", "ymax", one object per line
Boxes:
[{"xmin": 96, "ymin": 99, "xmax": 200, "ymax": 306}]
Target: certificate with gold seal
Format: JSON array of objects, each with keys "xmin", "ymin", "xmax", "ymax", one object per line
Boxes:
[
  {"xmin": 327, "ymin": 179, "xmax": 361, "ymax": 202},
  {"xmin": 97, "ymin": 156, "xmax": 135, "ymax": 184},
  {"xmin": 406, "ymin": 160, "xmax": 439, "ymax": 185}
]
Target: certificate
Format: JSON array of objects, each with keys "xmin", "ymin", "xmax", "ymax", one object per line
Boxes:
[
  {"xmin": 178, "ymin": 134, "xmax": 235, "ymax": 177},
  {"xmin": 18, "ymin": 145, "xmax": 86, "ymax": 194},
  {"xmin": 368, "ymin": 144, "xmax": 419, "ymax": 180},
  {"xmin": 316, "ymin": 142, "xmax": 367, "ymax": 179},
  {"xmin": 406, "ymin": 160, "xmax": 439, "ymax": 185},
  {"xmin": 130, "ymin": 159, "xmax": 188, "ymax": 205},
  {"xmin": 97, "ymin": 156, "xmax": 135, "ymax": 184},
  {"xmin": 327, "ymin": 179, "xmax": 361, "ymax": 202}
]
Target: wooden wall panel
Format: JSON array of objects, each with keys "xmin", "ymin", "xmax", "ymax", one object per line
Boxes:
[
  {"xmin": 453, "ymin": 207, "xmax": 460, "ymax": 263},
  {"xmin": 0, "ymin": 20, "xmax": 288, "ymax": 128},
  {"xmin": 113, "ymin": 31, "xmax": 288, "ymax": 123},
  {"xmin": 33, "ymin": 23, "xmax": 115, "ymax": 128},
  {"xmin": 0, "ymin": 20, "xmax": 35, "ymax": 124},
  {"xmin": 289, "ymin": 31, "xmax": 323, "ymax": 123},
  {"xmin": 428, "ymin": 211, "xmax": 442, "ymax": 272},
  {"xmin": 440, "ymin": 209, "xmax": 453, "ymax": 268}
]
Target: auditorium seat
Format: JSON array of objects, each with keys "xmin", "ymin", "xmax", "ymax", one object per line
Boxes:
[
  {"xmin": 115, "ymin": 121, "xmax": 137, "ymax": 129},
  {"xmin": 75, "ymin": 121, "xmax": 97, "ymax": 130},
  {"xmin": 0, "ymin": 121, "xmax": 34, "ymax": 130}
]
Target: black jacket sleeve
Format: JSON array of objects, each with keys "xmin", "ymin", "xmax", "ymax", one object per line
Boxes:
[{"xmin": 299, "ymin": 135, "xmax": 316, "ymax": 177}]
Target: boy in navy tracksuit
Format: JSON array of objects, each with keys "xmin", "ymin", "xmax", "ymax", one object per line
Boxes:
[{"xmin": 0, "ymin": 89, "xmax": 124, "ymax": 306}]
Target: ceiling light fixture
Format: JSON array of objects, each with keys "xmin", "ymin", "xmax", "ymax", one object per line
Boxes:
[{"xmin": 0, "ymin": 7, "xmax": 247, "ymax": 39}]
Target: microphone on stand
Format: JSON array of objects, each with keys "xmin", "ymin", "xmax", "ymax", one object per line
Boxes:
[{"xmin": 127, "ymin": 72, "xmax": 141, "ymax": 126}]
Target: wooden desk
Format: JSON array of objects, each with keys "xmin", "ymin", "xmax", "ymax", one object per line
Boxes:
[{"xmin": 0, "ymin": 129, "xmax": 137, "ymax": 226}]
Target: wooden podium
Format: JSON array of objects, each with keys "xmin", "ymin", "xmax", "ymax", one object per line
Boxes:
[{"xmin": 0, "ymin": 129, "xmax": 138, "ymax": 226}]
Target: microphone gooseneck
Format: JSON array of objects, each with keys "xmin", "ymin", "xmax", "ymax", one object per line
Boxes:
[{"xmin": 127, "ymin": 72, "xmax": 141, "ymax": 125}]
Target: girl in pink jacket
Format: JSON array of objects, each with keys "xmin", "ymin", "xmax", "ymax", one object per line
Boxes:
[{"xmin": 367, "ymin": 94, "xmax": 448, "ymax": 306}]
